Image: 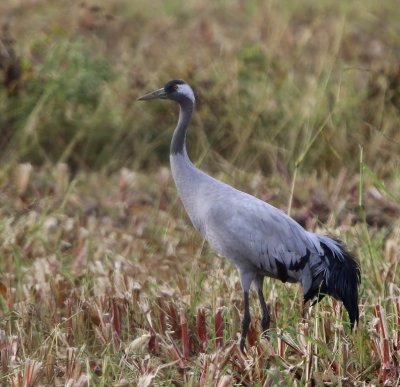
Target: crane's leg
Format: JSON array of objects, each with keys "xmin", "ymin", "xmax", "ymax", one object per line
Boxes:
[
  {"xmin": 254, "ymin": 275, "xmax": 270, "ymax": 335},
  {"xmin": 238, "ymin": 270, "xmax": 255, "ymax": 353},
  {"xmin": 240, "ymin": 290, "xmax": 251, "ymax": 352}
]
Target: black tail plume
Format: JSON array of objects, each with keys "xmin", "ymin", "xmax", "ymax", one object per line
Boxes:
[{"xmin": 320, "ymin": 239, "xmax": 361, "ymax": 328}]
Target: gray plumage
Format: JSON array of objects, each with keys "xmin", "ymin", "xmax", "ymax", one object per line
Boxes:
[{"xmin": 138, "ymin": 79, "xmax": 361, "ymax": 352}]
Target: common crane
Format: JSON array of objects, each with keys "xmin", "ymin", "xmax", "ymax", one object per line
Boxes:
[{"xmin": 138, "ymin": 79, "xmax": 361, "ymax": 352}]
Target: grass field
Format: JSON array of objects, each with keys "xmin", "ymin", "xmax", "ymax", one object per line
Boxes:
[{"xmin": 0, "ymin": 0, "xmax": 400, "ymax": 385}]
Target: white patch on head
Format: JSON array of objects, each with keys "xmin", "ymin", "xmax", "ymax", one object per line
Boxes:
[{"xmin": 177, "ymin": 84, "xmax": 195, "ymax": 103}]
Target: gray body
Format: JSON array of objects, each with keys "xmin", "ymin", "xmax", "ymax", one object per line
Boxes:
[
  {"xmin": 172, "ymin": 151, "xmax": 326, "ymax": 291},
  {"xmin": 139, "ymin": 80, "xmax": 360, "ymax": 352}
]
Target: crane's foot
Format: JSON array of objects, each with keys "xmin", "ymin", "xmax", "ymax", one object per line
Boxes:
[
  {"xmin": 239, "ymin": 337, "xmax": 246, "ymax": 353},
  {"xmin": 260, "ymin": 315, "xmax": 270, "ymax": 337},
  {"xmin": 240, "ymin": 318, "xmax": 250, "ymax": 353}
]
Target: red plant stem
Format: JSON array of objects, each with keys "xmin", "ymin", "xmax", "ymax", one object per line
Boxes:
[
  {"xmin": 217, "ymin": 375, "xmax": 233, "ymax": 387},
  {"xmin": 375, "ymin": 304, "xmax": 391, "ymax": 384},
  {"xmin": 168, "ymin": 303, "xmax": 181, "ymax": 338},
  {"xmin": 256, "ymin": 344, "xmax": 263, "ymax": 376},
  {"xmin": 382, "ymin": 338, "xmax": 390, "ymax": 365},
  {"xmin": 196, "ymin": 308, "xmax": 207, "ymax": 353},
  {"xmin": 306, "ymin": 343, "xmax": 314, "ymax": 382},
  {"xmin": 331, "ymin": 360, "xmax": 338, "ymax": 373},
  {"xmin": 66, "ymin": 298, "xmax": 73, "ymax": 345},
  {"xmin": 214, "ymin": 308, "xmax": 223, "ymax": 349},
  {"xmin": 279, "ymin": 336, "xmax": 285, "ymax": 357},
  {"xmin": 374, "ymin": 304, "xmax": 387, "ymax": 339},
  {"xmin": 342, "ymin": 342, "xmax": 349, "ymax": 375},
  {"xmin": 180, "ymin": 308, "xmax": 190, "ymax": 359},
  {"xmin": 375, "ymin": 304, "xmax": 389, "ymax": 361},
  {"xmin": 157, "ymin": 297, "xmax": 167, "ymax": 333},
  {"xmin": 112, "ymin": 300, "xmax": 121, "ymax": 339},
  {"xmin": 199, "ymin": 362, "xmax": 207, "ymax": 387},
  {"xmin": 146, "ymin": 313, "xmax": 157, "ymax": 354},
  {"xmin": 247, "ymin": 322, "xmax": 256, "ymax": 348},
  {"xmin": 396, "ymin": 297, "xmax": 400, "ymax": 349}
]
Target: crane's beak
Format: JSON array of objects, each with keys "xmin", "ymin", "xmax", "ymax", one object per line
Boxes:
[{"xmin": 137, "ymin": 87, "xmax": 167, "ymax": 101}]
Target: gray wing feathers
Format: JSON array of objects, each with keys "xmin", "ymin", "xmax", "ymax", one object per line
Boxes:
[{"xmin": 204, "ymin": 188, "xmax": 323, "ymax": 282}]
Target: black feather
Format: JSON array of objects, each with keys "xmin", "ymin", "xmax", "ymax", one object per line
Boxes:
[
  {"xmin": 290, "ymin": 249, "xmax": 310, "ymax": 271},
  {"xmin": 164, "ymin": 79, "xmax": 186, "ymax": 93},
  {"xmin": 304, "ymin": 272, "xmax": 327, "ymax": 304},
  {"xmin": 275, "ymin": 258, "xmax": 289, "ymax": 283},
  {"xmin": 320, "ymin": 241, "xmax": 361, "ymax": 328}
]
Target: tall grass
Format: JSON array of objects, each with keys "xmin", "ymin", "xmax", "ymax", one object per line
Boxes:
[{"xmin": 0, "ymin": 0, "xmax": 399, "ymax": 175}]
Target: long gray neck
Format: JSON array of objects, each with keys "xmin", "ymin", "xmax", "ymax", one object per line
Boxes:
[
  {"xmin": 170, "ymin": 98, "xmax": 208, "ymax": 233},
  {"xmin": 170, "ymin": 99, "xmax": 194, "ymax": 156}
]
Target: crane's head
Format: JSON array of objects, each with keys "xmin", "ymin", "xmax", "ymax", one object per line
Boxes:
[{"xmin": 137, "ymin": 79, "xmax": 195, "ymax": 104}]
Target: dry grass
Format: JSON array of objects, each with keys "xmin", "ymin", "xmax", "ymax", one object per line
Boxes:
[
  {"xmin": 0, "ymin": 0, "xmax": 400, "ymax": 385},
  {"xmin": 0, "ymin": 164, "xmax": 399, "ymax": 385}
]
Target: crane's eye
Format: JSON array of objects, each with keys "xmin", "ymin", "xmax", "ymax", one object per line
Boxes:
[{"xmin": 164, "ymin": 82, "xmax": 180, "ymax": 93}]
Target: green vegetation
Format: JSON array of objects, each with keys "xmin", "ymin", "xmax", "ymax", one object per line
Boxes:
[{"xmin": 0, "ymin": 0, "xmax": 399, "ymax": 385}]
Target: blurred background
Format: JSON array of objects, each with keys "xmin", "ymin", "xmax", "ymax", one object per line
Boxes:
[{"xmin": 1, "ymin": 0, "xmax": 399, "ymax": 178}]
